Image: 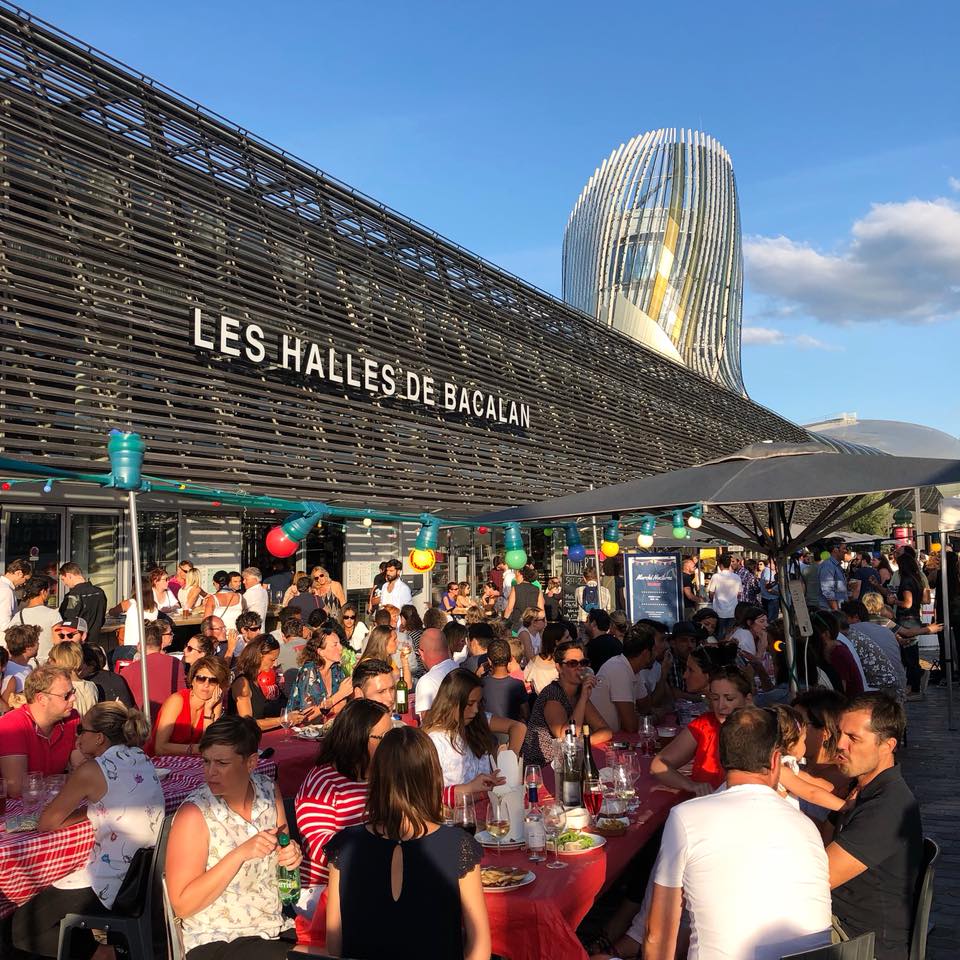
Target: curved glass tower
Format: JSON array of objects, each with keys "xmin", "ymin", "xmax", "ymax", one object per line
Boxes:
[{"xmin": 563, "ymin": 129, "xmax": 745, "ymax": 394}]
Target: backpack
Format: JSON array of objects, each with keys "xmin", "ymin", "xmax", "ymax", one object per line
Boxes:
[{"xmin": 581, "ymin": 584, "xmax": 599, "ymax": 613}]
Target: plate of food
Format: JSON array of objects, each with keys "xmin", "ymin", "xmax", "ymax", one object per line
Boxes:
[
  {"xmin": 548, "ymin": 830, "xmax": 607, "ymax": 854},
  {"xmin": 592, "ymin": 817, "xmax": 629, "ymax": 838},
  {"xmin": 481, "ymin": 866, "xmax": 535, "ymax": 891},
  {"xmin": 293, "ymin": 726, "xmax": 323, "ymax": 740},
  {"xmin": 476, "ymin": 830, "xmax": 525, "ymax": 849}
]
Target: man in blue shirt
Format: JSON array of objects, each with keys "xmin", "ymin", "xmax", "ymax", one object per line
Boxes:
[{"xmin": 819, "ymin": 538, "xmax": 849, "ymax": 611}]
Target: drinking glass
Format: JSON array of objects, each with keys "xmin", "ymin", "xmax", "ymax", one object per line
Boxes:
[
  {"xmin": 583, "ymin": 777, "xmax": 604, "ymax": 823},
  {"xmin": 638, "ymin": 716, "xmax": 656, "ymax": 757},
  {"xmin": 487, "ymin": 794, "xmax": 510, "ymax": 857},
  {"xmin": 542, "ymin": 802, "xmax": 567, "ymax": 870},
  {"xmin": 455, "ymin": 794, "xmax": 477, "ymax": 837},
  {"xmin": 23, "ymin": 771, "xmax": 44, "ymax": 822},
  {"xmin": 280, "ymin": 706, "xmax": 295, "ymax": 732},
  {"xmin": 523, "ymin": 763, "xmax": 543, "ymax": 793},
  {"xmin": 44, "ymin": 774, "xmax": 66, "ymax": 804}
]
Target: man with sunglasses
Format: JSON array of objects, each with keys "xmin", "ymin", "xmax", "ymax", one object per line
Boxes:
[
  {"xmin": 51, "ymin": 616, "xmax": 88, "ymax": 645},
  {"xmin": 0, "ymin": 663, "xmax": 80, "ymax": 796}
]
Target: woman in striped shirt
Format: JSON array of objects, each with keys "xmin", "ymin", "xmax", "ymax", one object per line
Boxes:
[{"xmin": 295, "ymin": 699, "xmax": 392, "ymax": 888}]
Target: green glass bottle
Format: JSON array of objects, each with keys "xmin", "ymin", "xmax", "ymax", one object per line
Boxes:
[{"xmin": 276, "ymin": 832, "xmax": 301, "ymax": 906}]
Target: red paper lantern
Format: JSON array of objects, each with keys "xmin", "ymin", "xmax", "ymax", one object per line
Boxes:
[{"xmin": 265, "ymin": 525, "xmax": 299, "ymax": 558}]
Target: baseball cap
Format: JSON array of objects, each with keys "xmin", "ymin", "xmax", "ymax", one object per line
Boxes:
[
  {"xmin": 671, "ymin": 621, "xmax": 700, "ymax": 639},
  {"xmin": 56, "ymin": 617, "xmax": 88, "ymax": 634}
]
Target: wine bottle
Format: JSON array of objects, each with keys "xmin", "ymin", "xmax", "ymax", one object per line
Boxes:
[
  {"xmin": 276, "ymin": 832, "xmax": 301, "ymax": 906},
  {"xmin": 582, "ymin": 724, "xmax": 601, "ymax": 781},
  {"xmin": 524, "ymin": 784, "xmax": 545, "ymax": 862},
  {"xmin": 560, "ymin": 723, "xmax": 582, "ymax": 807},
  {"xmin": 395, "ymin": 671, "xmax": 409, "ymax": 715}
]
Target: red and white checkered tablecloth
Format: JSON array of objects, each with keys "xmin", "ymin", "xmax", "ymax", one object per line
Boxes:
[{"xmin": 0, "ymin": 754, "xmax": 278, "ymax": 919}]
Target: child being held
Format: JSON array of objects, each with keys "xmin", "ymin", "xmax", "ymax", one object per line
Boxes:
[{"xmin": 770, "ymin": 704, "xmax": 846, "ymax": 812}]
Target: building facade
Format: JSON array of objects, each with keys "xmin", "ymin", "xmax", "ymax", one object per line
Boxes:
[
  {"xmin": 0, "ymin": 7, "xmax": 805, "ymax": 610},
  {"xmin": 563, "ymin": 129, "xmax": 745, "ymax": 395}
]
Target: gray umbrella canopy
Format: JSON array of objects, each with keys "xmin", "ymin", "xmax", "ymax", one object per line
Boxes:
[{"xmin": 476, "ymin": 442, "xmax": 960, "ymax": 555}]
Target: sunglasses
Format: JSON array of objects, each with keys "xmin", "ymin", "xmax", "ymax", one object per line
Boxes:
[
  {"xmin": 76, "ymin": 725, "xmax": 98, "ymax": 735},
  {"xmin": 185, "ymin": 645, "xmax": 201, "ymax": 654},
  {"xmin": 313, "ymin": 575, "xmax": 328, "ymax": 580},
  {"xmin": 193, "ymin": 675, "xmax": 219, "ymax": 685},
  {"xmin": 561, "ymin": 659, "xmax": 588, "ymax": 668},
  {"xmin": 45, "ymin": 687, "xmax": 77, "ymax": 701},
  {"xmin": 343, "ymin": 615, "xmax": 357, "ymax": 621},
  {"xmin": 55, "ymin": 630, "xmax": 80, "ymax": 639}
]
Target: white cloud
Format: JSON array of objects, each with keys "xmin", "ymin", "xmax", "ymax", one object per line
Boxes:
[
  {"xmin": 949, "ymin": 176, "xmax": 960, "ymax": 192},
  {"xmin": 742, "ymin": 326, "xmax": 838, "ymax": 350},
  {"xmin": 744, "ymin": 197, "xmax": 960, "ymax": 325}
]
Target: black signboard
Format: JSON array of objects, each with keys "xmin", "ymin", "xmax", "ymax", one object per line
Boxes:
[{"xmin": 624, "ymin": 552, "xmax": 683, "ymax": 629}]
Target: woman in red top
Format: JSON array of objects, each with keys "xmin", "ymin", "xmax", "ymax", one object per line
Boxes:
[
  {"xmin": 651, "ymin": 665, "xmax": 752, "ymax": 796},
  {"xmin": 148, "ymin": 656, "xmax": 228, "ymax": 756}
]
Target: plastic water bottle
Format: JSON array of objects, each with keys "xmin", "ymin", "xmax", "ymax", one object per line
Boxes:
[{"xmin": 276, "ymin": 832, "xmax": 301, "ymax": 906}]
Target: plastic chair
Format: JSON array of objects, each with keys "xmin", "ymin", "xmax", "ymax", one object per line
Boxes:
[
  {"xmin": 161, "ymin": 875, "xmax": 186, "ymax": 960},
  {"xmin": 56, "ymin": 814, "xmax": 174, "ymax": 960},
  {"xmin": 910, "ymin": 836, "xmax": 940, "ymax": 960},
  {"xmin": 780, "ymin": 931, "xmax": 875, "ymax": 959}
]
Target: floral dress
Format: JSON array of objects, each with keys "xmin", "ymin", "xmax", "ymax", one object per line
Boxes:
[
  {"xmin": 288, "ymin": 660, "xmax": 346, "ymax": 711},
  {"xmin": 179, "ymin": 773, "xmax": 289, "ymax": 952}
]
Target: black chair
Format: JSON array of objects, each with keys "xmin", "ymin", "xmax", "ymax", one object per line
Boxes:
[
  {"xmin": 780, "ymin": 931, "xmax": 875, "ymax": 960},
  {"xmin": 910, "ymin": 836, "xmax": 939, "ymax": 960},
  {"xmin": 56, "ymin": 813, "xmax": 174, "ymax": 960}
]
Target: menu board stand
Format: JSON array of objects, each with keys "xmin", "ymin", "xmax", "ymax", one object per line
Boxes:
[{"xmin": 624, "ymin": 552, "xmax": 683, "ymax": 629}]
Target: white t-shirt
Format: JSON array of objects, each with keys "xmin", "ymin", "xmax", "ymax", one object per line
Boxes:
[
  {"xmin": 590, "ymin": 654, "xmax": 637, "ymax": 732},
  {"xmin": 3, "ymin": 659, "xmax": 32, "ymax": 693},
  {"xmin": 414, "ymin": 658, "xmax": 457, "ymax": 716},
  {"xmin": 428, "ymin": 728, "xmax": 494, "ymax": 789},
  {"xmin": 11, "ymin": 605, "xmax": 62, "ymax": 661},
  {"xmin": 241, "ymin": 583, "xmax": 269, "ymax": 621},
  {"xmin": 635, "ymin": 660, "xmax": 661, "ymax": 700},
  {"xmin": 653, "ymin": 783, "xmax": 832, "ymax": 960},
  {"xmin": 378, "ymin": 578, "xmax": 413, "ymax": 610},
  {"xmin": 707, "ymin": 570, "xmax": 742, "ymax": 618},
  {"xmin": 732, "ymin": 627, "xmax": 757, "ymax": 656}
]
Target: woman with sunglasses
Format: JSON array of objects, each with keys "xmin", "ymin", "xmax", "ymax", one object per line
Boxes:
[
  {"xmin": 230, "ymin": 635, "xmax": 304, "ymax": 731},
  {"xmin": 13, "ymin": 700, "xmax": 163, "ymax": 959},
  {"xmin": 182, "ymin": 633, "xmax": 216, "ymax": 670},
  {"xmin": 149, "ymin": 655, "xmax": 230, "ymax": 756},
  {"xmin": 310, "ymin": 566, "xmax": 346, "ymax": 617},
  {"xmin": 520, "ymin": 640, "xmax": 612, "ymax": 767},
  {"xmin": 423, "ymin": 669, "xmax": 525, "ymax": 807},
  {"xmin": 340, "ymin": 602, "xmax": 368, "ymax": 653},
  {"xmin": 289, "ymin": 624, "xmax": 351, "ymax": 720}
]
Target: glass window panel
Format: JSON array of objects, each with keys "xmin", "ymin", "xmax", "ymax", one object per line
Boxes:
[
  {"xmin": 69, "ymin": 513, "xmax": 120, "ymax": 607},
  {"xmin": 137, "ymin": 511, "xmax": 179, "ymax": 573}
]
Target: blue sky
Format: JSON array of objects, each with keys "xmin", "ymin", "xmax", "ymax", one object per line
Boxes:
[{"xmin": 23, "ymin": 0, "xmax": 960, "ymax": 438}]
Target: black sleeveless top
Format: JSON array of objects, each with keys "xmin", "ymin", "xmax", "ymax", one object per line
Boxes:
[{"xmin": 508, "ymin": 581, "xmax": 540, "ymax": 628}]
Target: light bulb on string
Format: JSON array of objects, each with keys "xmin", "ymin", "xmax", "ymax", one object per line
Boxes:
[
  {"xmin": 362, "ymin": 517, "xmax": 373, "ymax": 528},
  {"xmin": 687, "ymin": 505, "xmax": 703, "ymax": 529},
  {"xmin": 636, "ymin": 515, "xmax": 655, "ymax": 549},
  {"xmin": 600, "ymin": 517, "xmax": 621, "ymax": 557},
  {"xmin": 43, "ymin": 479, "xmax": 53, "ymax": 494},
  {"xmin": 409, "ymin": 520, "xmax": 439, "ymax": 572},
  {"xmin": 672, "ymin": 510, "xmax": 686, "ymax": 540},
  {"xmin": 503, "ymin": 522, "xmax": 527, "ymax": 570},
  {"xmin": 565, "ymin": 523, "xmax": 586, "ymax": 562}
]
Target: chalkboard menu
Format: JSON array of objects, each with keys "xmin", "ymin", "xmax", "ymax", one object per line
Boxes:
[{"xmin": 624, "ymin": 552, "xmax": 683, "ymax": 629}]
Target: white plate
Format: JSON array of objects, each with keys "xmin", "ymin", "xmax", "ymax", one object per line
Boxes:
[
  {"xmin": 476, "ymin": 830, "xmax": 525, "ymax": 849},
  {"xmin": 155, "ymin": 768, "xmax": 171, "ymax": 781},
  {"xmin": 548, "ymin": 832, "xmax": 607, "ymax": 855},
  {"xmin": 482, "ymin": 869, "xmax": 536, "ymax": 892},
  {"xmin": 293, "ymin": 727, "xmax": 323, "ymax": 740}
]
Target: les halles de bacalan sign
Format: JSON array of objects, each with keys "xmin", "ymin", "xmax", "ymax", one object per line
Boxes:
[{"xmin": 192, "ymin": 308, "xmax": 532, "ymax": 428}]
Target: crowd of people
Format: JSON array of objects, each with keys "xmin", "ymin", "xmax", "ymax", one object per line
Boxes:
[{"xmin": 0, "ymin": 537, "xmax": 946, "ymax": 960}]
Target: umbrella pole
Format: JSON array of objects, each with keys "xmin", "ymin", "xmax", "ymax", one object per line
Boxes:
[
  {"xmin": 127, "ymin": 490, "xmax": 150, "ymax": 725},
  {"xmin": 591, "ymin": 517, "xmax": 602, "ymax": 601},
  {"xmin": 771, "ymin": 503, "xmax": 799, "ymax": 695},
  {"xmin": 939, "ymin": 520, "xmax": 955, "ymax": 731}
]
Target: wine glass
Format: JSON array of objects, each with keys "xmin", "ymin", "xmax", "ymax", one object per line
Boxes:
[
  {"xmin": 280, "ymin": 706, "xmax": 295, "ymax": 732},
  {"xmin": 583, "ymin": 777, "xmax": 604, "ymax": 824},
  {"xmin": 487, "ymin": 793, "xmax": 510, "ymax": 857},
  {"xmin": 639, "ymin": 715, "xmax": 656, "ymax": 758},
  {"xmin": 455, "ymin": 794, "xmax": 477, "ymax": 837},
  {"xmin": 542, "ymin": 802, "xmax": 567, "ymax": 870},
  {"xmin": 23, "ymin": 771, "xmax": 44, "ymax": 822}
]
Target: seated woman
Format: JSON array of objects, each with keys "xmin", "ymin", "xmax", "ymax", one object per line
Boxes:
[
  {"xmin": 165, "ymin": 715, "xmax": 303, "ymax": 959},
  {"xmin": 150, "ymin": 655, "xmax": 230, "ymax": 756},
  {"xmin": 325, "ymin": 726, "xmax": 490, "ymax": 960},
  {"xmin": 515, "ymin": 606, "xmax": 546, "ymax": 663},
  {"xmin": 229, "ymin": 635, "xmax": 307, "ymax": 731},
  {"xmin": 692, "ymin": 607, "xmax": 720, "ymax": 644},
  {"xmin": 340, "ymin": 602, "xmax": 368, "ymax": 656},
  {"xmin": 424, "ymin": 668, "xmax": 526, "ymax": 808},
  {"xmin": 523, "ymin": 621, "xmax": 565, "ymax": 695},
  {"xmin": 48, "ymin": 640, "xmax": 99, "ymax": 716},
  {"xmin": 651, "ymin": 665, "xmax": 753, "ymax": 795},
  {"xmin": 182, "ymin": 634, "xmax": 217, "ymax": 671},
  {"xmin": 440, "ymin": 581, "xmax": 459, "ymax": 614},
  {"xmin": 293, "ymin": 700, "xmax": 393, "ymax": 947},
  {"xmin": 520, "ymin": 640, "xmax": 612, "ymax": 768},
  {"xmin": 13, "ymin": 701, "xmax": 164, "ymax": 960},
  {"xmin": 358, "ymin": 624, "xmax": 412, "ymax": 690},
  {"xmin": 288, "ymin": 624, "xmax": 352, "ymax": 720}
]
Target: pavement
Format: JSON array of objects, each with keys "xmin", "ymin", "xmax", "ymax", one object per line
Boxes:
[{"xmin": 900, "ymin": 682, "xmax": 959, "ymax": 959}]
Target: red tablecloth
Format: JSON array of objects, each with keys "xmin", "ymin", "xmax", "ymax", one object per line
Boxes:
[
  {"xmin": 0, "ymin": 754, "xmax": 277, "ymax": 919},
  {"xmin": 260, "ymin": 730, "xmax": 324, "ymax": 798}
]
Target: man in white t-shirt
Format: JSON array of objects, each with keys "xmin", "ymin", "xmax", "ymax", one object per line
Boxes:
[
  {"xmin": 414, "ymin": 628, "xmax": 457, "ymax": 723},
  {"xmin": 591, "ymin": 622, "xmax": 656, "ymax": 733},
  {"xmin": 378, "ymin": 559, "xmax": 413, "ymax": 610},
  {"xmin": 642, "ymin": 707, "xmax": 832, "ymax": 960},
  {"xmin": 706, "ymin": 553, "xmax": 742, "ymax": 631},
  {"xmin": 634, "ymin": 621, "xmax": 672, "ymax": 712},
  {"xmin": 240, "ymin": 567, "xmax": 270, "ymax": 621},
  {"xmin": 0, "ymin": 559, "xmax": 32, "ymax": 637}
]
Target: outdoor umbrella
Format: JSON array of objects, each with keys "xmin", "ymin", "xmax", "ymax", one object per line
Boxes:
[{"xmin": 476, "ymin": 442, "xmax": 960, "ymax": 690}]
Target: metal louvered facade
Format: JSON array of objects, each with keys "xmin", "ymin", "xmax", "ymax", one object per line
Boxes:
[
  {"xmin": 0, "ymin": 7, "xmax": 805, "ymax": 516},
  {"xmin": 563, "ymin": 129, "xmax": 746, "ymax": 395}
]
